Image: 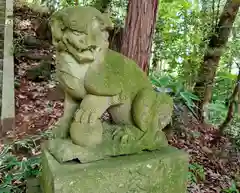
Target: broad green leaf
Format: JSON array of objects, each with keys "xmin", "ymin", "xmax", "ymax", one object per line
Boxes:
[
  {"xmin": 207, "ymin": 103, "xmax": 226, "ymax": 112},
  {"xmin": 180, "ymin": 91, "xmax": 200, "ymax": 101}
]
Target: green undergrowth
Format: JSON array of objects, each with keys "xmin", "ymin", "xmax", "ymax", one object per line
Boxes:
[
  {"xmin": 0, "ymin": 130, "xmax": 52, "ymax": 193},
  {"xmin": 188, "ymin": 163, "xmax": 205, "ymax": 184},
  {"xmin": 150, "ymin": 73, "xmax": 200, "ymax": 116},
  {"xmin": 221, "ymin": 181, "xmax": 240, "ymax": 193},
  {"xmin": 206, "ymin": 101, "xmax": 240, "ymax": 149},
  {"xmin": 150, "ymin": 73, "xmax": 240, "ymax": 150}
]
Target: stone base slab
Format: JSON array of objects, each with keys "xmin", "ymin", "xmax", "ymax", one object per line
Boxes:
[
  {"xmin": 26, "ymin": 178, "xmax": 41, "ymax": 193},
  {"xmin": 39, "ymin": 146, "xmax": 188, "ymax": 193}
]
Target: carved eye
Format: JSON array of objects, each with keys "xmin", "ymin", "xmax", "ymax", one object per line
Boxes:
[{"xmin": 70, "ymin": 20, "xmax": 77, "ymax": 27}]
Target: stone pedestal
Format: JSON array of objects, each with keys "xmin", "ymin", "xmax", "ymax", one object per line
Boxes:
[
  {"xmin": 26, "ymin": 178, "xmax": 41, "ymax": 193},
  {"xmin": 39, "ymin": 146, "xmax": 188, "ymax": 193}
]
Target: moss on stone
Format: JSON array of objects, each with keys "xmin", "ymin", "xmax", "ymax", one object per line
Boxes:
[{"xmin": 40, "ymin": 147, "xmax": 188, "ymax": 193}]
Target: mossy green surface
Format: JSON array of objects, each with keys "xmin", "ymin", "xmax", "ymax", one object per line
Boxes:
[
  {"xmin": 46, "ymin": 122, "xmax": 168, "ymax": 164},
  {"xmin": 49, "ymin": 6, "xmax": 174, "ymax": 149},
  {"xmin": 40, "ymin": 146, "xmax": 188, "ymax": 193},
  {"xmin": 26, "ymin": 178, "xmax": 41, "ymax": 193}
]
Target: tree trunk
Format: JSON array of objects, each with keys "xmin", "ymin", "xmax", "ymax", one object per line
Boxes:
[
  {"xmin": 219, "ymin": 67, "xmax": 240, "ymax": 134},
  {"xmin": 238, "ymin": 86, "xmax": 240, "ymax": 114},
  {"xmin": 194, "ymin": 0, "xmax": 240, "ymax": 122},
  {"xmin": 108, "ymin": 27, "xmax": 123, "ymax": 52},
  {"xmin": 120, "ymin": 0, "xmax": 159, "ymax": 72}
]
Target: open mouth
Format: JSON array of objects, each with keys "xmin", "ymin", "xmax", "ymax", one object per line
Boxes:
[
  {"xmin": 60, "ymin": 35, "xmax": 105, "ymax": 64},
  {"xmin": 76, "ymin": 49, "xmax": 95, "ymax": 63}
]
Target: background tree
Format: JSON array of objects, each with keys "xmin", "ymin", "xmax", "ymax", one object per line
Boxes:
[
  {"xmin": 219, "ymin": 64, "xmax": 240, "ymax": 134},
  {"xmin": 120, "ymin": 0, "xmax": 159, "ymax": 72},
  {"xmin": 194, "ymin": 0, "xmax": 240, "ymax": 122}
]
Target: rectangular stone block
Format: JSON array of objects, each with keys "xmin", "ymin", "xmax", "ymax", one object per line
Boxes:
[
  {"xmin": 40, "ymin": 146, "xmax": 188, "ymax": 193},
  {"xmin": 26, "ymin": 178, "xmax": 41, "ymax": 193}
]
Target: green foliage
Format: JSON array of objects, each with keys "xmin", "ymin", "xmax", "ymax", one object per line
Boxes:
[
  {"xmin": 150, "ymin": 73, "xmax": 199, "ymax": 115},
  {"xmin": 188, "ymin": 163, "xmax": 205, "ymax": 183},
  {"xmin": 152, "ymin": 0, "xmax": 213, "ymax": 87},
  {"xmin": 212, "ymin": 71, "xmax": 237, "ymax": 102},
  {"xmin": 206, "ymin": 68, "xmax": 240, "ymax": 146},
  {"xmin": 221, "ymin": 180, "xmax": 239, "ymax": 193},
  {"xmin": 0, "ymin": 145, "xmax": 40, "ymax": 193},
  {"xmin": 38, "ymin": 0, "xmax": 127, "ymax": 25},
  {"xmin": 205, "ymin": 101, "xmax": 227, "ymax": 124},
  {"xmin": 0, "ymin": 153, "xmax": 40, "ymax": 193},
  {"xmin": 151, "ymin": 0, "xmax": 239, "ymax": 92},
  {"xmin": 0, "ymin": 131, "xmax": 52, "ymax": 193},
  {"xmin": 205, "ymin": 101, "xmax": 240, "ymax": 149},
  {"xmin": 225, "ymin": 116, "xmax": 240, "ymax": 149}
]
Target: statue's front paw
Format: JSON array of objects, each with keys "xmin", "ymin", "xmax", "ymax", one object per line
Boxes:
[{"xmin": 74, "ymin": 108, "xmax": 98, "ymax": 125}]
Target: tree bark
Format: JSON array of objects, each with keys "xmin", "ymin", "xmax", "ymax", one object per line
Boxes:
[
  {"xmin": 108, "ymin": 27, "xmax": 123, "ymax": 52},
  {"xmin": 194, "ymin": 0, "xmax": 240, "ymax": 122},
  {"xmin": 219, "ymin": 67, "xmax": 240, "ymax": 133},
  {"xmin": 238, "ymin": 85, "xmax": 240, "ymax": 114},
  {"xmin": 120, "ymin": 0, "xmax": 159, "ymax": 72}
]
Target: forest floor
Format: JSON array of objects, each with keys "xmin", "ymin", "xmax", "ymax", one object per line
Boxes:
[{"xmin": 0, "ymin": 3, "xmax": 240, "ymax": 193}]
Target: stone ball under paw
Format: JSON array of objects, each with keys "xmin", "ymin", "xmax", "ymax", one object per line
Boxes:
[{"xmin": 69, "ymin": 119, "xmax": 103, "ymax": 147}]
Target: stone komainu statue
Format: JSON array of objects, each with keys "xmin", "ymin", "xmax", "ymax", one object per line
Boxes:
[
  {"xmin": 47, "ymin": 6, "xmax": 173, "ymax": 162},
  {"xmin": 37, "ymin": 6, "xmax": 188, "ymax": 193}
]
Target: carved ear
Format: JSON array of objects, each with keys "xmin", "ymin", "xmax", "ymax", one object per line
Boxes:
[
  {"xmin": 101, "ymin": 12, "xmax": 113, "ymax": 30},
  {"xmin": 92, "ymin": 17, "xmax": 101, "ymax": 29},
  {"xmin": 102, "ymin": 7, "xmax": 110, "ymax": 14}
]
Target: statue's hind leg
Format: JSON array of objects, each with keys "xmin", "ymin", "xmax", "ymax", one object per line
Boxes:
[{"xmin": 132, "ymin": 88, "xmax": 173, "ymax": 146}]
